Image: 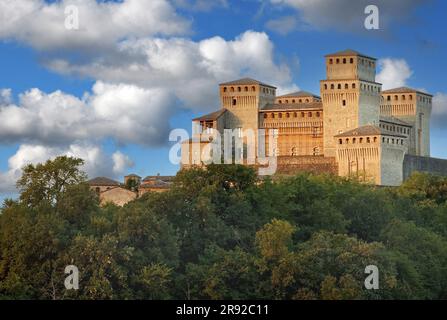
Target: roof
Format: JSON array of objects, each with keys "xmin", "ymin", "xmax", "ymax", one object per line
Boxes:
[
  {"xmin": 325, "ymin": 49, "xmax": 376, "ymax": 61},
  {"xmin": 335, "ymin": 125, "xmax": 406, "ymax": 138},
  {"xmin": 261, "ymin": 102, "xmax": 323, "ymax": 111},
  {"xmin": 193, "ymin": 109, "xmax": 227, "ymax": 122},
  {"xmin": 219, "ymin": 78, "xmax": 277, "ymax": 89},
  {"xmin": 381, "ymin": 87, "xmax": 433, "ymax": 97},
  {"xmin": 88, "ymin": 177, "xmax": 120, "ymax": 187},
  {"xmin": 276, "ymin": 91, "xmax": 321, "ymax": 99},
  {"xmin": 143, "ymin": 175, "xmax": 175, "ymax": 182},
  {"xmin": 380, "ymin": 116, "xmax": 412, "ymax": 127}
]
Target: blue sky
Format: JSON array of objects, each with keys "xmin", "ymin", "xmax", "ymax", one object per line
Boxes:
[{"xmin": 0, "ymin": 0, "xmax": 447, "ymax": 200}]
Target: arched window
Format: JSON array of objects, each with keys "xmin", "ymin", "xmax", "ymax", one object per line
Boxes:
[
  {"xmin": 244, "ymin": 86, "xmax": 248, "ymax": 92},
  {"xmin": 346, "ymin": 138, "xmax": 350, "ymax": 144},
  {"xmin": 292, "ymin": 99, "xmax": 296, "ymax": 103},
  {"xmin": 402, "ymin": 95, "xmax": 406, "ymax": 100},
  {"xmin": 394, "ymin": 95, "xmax": 398, "ymax": 101},
  {"xmin": 345, "ymin": 83, "xmax": 349, "ymax": 89},
  {"xmin": 223, "ymin": 87, "xmax": 227, "ymax": 92},
  {"xmin": 353, "ymin": 138, "xmax": 356, "ymax": 144},
  {"xmin": 387, "ymin": 95, "xmax": 391, "ymax": 101},
  {"xmin": 331, "ymin": 84, "xmax": 335, "ymax": 89},
  {"xmin": 306, "ymin": 99, "xmax": 310, "ymax": 103},
  {"xmin": 329, "ymin": 59, "xmax": 333, "ymax": 64},
  {"xmin": 252, "ymin": 86, "xmax": 256, "ymax": 92},
  {"xmin": 360, "ymin": 138, "xmax": 363, "ymax": 143},
  {"xmin": 324, "ymin": 84, "xmax": 328, "ymax": 90},
  {"xmin": 339, "ymin": 139, "xmax": 343, "ymax": 145},
  {"xmin": 308, "ymin": 112, "xmax": 313, "ymax": 117},
  {"xmin": 338, "ymin": 84, "xmax": 341, "ymax": 89},
  {"xmin": 316, "ymin": 112, "xmax": 320, "ymax": 117},
  {"xmin": 291, "ymin": 147, "xmax": 298, "ymax": 156},
  {"xmin": 264, "ymin": 113, "xmax": 268, "ymax": 119},
  {"xmin": 350, "ymin": 58, "xmax": 354, "ymax": 64},
  {"xmin": 230, "ymin": 87, "xmax": 235, "ymax": 92},
  {"xmin": 286, "ymin": 113, "xmax": 290, "ymax": 118},
  {"xmin": 285, "ymin": 100, "xmax": 289, "ymax": 104},
  {"xmin": 301, "ymin": 112, "xmax": 305, "ymax": 117},
  {"xmin": 293, "ymin": 112, "xmax": 297, "ymax": 118},
  {"xmin": 313, "ymin": 147, "xmax": 320, "ymax": 156},
  {"xmin": 343, "ymin": 58, "xmax": 346, "ymax": 64},
  {"xmin": 367, "ymin": 137, "xmax": 371, "ymax": 143},
  {"xmin": 232, "ymin": 98, "xmax": 237, "ymax": 106},
  {"xmin": 279, "ymin": 113, "xmax": 283, "ymax": 118},
  {"xmin": 374, "ymin": 137, "xmax": 378, "ymax": 143},
  {"xmin": 279, "ymin": 100, "xmax": 282, "ymax": 104},
  {"xmin": 299, "ymin": 99, "xmax": 303, "ymax": 103},
  {"xmin": 336, "ymin": 58, "xmax": 340, "ymax": 64},
  {"xmin": 237, "ymin": 87, "xmax": 241, "ymax": 92},
  {"xmin": 352, "ymin": 83, "xmax": 356, "ymax": 89},
  {"xmin": 271, "ymin": 113, "xmax": 275, "ymax": 119}
]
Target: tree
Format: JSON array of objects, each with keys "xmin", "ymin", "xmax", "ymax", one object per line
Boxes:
[{"xmin": 17, "ymin": 156, "xmax": 87, "ymax": 207}]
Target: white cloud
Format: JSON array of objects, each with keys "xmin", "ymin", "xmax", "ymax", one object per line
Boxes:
[
  {"xmin": 47, "ymin": 31, "xmax": 296, "ymax": 111},
  {"xmin": 270, "ymin": 0, "xmax": 430, "ymax": 32},
  {"xmin": 0, "ymin": 82, "xmax": 174, "ymax": 146},
  {"xmin": 0, "ymin": 89, "xmax": 12, "ymax": 105},
  {"xmin": 376, "ymin": 58, "xmax": 413, "ymax": 90},
  {"xmin": 0, "ymin": 143, "xmax": 133, "ymax": 193},
  {"xmin": 0, "ymin": 0, "xmax": 190, "ymax": 51}
]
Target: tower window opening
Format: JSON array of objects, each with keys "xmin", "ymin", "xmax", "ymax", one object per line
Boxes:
[
  {"xmin": 339, "ymin": 139, "xmax": 343, "ymax": 145},
  {"xmin": 350, "ymin": 58, "xmax": 354, "ymax": 64},
  {"xmin": 230, "ymin": 87, "xmax": 235, "ymax": 92},
  {"xmin": 232, "ymin": 98, "xmax": 237, "ymax": 106},
  {"xmin": 251, "ymin": 86, "xmax": 256, "ymax": 92},
  {"xmin": 345, "ymin": 83, "xmax": 349, "ymax": 89},
  {"xmin": 331, "ymin": 84, "xmax": 334, "ymax": 89},
  {"xmin": 352, "ymin": 83, "xmax": 356, "ymax": 89},
  {"xmin": 342, "ymin": 100, "xmax": 346, "ymax": 106},
  {"xmin": 336, "ymin": 58, "xmax": 340, "ymax": 64},
  {"xmin": 223, "ymin": 87, "xmax": 227, "ymax": 92},
  {"xmin": 394, "ymin": 95, "xmax": 398, "ymax": 101},
  {"xmin": 306, "ymin": 99, "xmax": 310, "ymax": 103},
  {"xmin": 301, "ymin": 112, "xmax": 305, "ymax": 117},
  {"xmin": 367, "ymin": 137, "xmax": 371, "ymax": 143},
  {"xmin": 324, "ymin": 84, "xmax": 328, "ymax": 90},
  {"xmin": 387, "ymin": 95, "xmax": 391, "ymax": 101},
  {"xmin": 299, "ymin": 99, "xmax": 303, "ymax": 103},
  {"xmin": 244, "ymin": 86, "xmax": 248, "ymax": 92},
  {"xmin": 402, "ymin": 95, "xmax": 406, "ymax": 100},
  {"xmin": 308, "ymin": 112, "xmax": 313, "ymax": 117},
  {"xmin": 292, "ymin": 99, "xmax": 296, "ymax": 103},
  {"xmin": 338, "ymin": 84, "xmax": 341, "ymax": 89},
  {"xmin": 238, "ymin": 87, "xmax": 242, "ymax": 92},
  {"xmin": 343, "ymin": 58, "xmax": 346, "ymax": 64},
  {"xmin": 329, "ymin": 59, "xmax": 333, "ymax": 64}
]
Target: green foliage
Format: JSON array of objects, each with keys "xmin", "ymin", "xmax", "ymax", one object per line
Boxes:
[{"xmin": 1, "ymin": 161, "xmax": 447, "ymax": 300}]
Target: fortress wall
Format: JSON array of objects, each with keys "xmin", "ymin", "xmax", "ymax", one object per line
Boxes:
[
  {"xmin": 276, "ymin": 156, "xmax": 338, "ymax": 175},
  {"xmin": 403, "ymin": 155, "xmax": 447, "ymax": 180}
]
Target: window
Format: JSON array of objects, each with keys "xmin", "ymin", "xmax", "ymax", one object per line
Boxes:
[
  {"xmin": 252, "ymin": 86, "xmax": 256, "ymax": 92},
  {"xmin": 324, "ymin": 84, "xmax": 328, "ymax": 90},
  {"xmin": 292, "ymin": 99, "xmax": 296, "ymax": 103},
  {"xmin": 264, "ymin": 113, "xmax": 268, "ymax": 119},
  {"xmin": 394, "ymin": 95, "xmax": 398, "ymax": 101},
  {"xmin": 339, "ymin": 139, "xmax": 343, "ymax": 145},
  {"xmin": 286, "ymin": 113, "xmax": 290, "ymax": 118},
  {"xmin": 350, "ymin": 58, "xmax": 354, "ymax": 64},
  {"xmin": 345, "ymin": 83, "xmax": 349, "ymax": 89},
  {"xmin": 313, "ymin": 147, "xmax": 320, "ymax": 156},
  {"xmin": 279, "ymin": 113, "xmax": 283, "ymax": 118},
  {"xmin": 367, "ymin": 137, "xmax": 371, "ymax": 143},
  {"xmin": 232, "ymin": 98, "xmax": 237, "ymax": 106},
  {"xmin": 402, "ymin": 95, "xmax": 406, "ymax": 100},
  {"xmin": 343, "ymin": 58, "xmax": 346, "ymax": 64},
  {"xmin": 244, "ymin": 86, "xmax": 248, "ymax": 92},
  {"xmin": 331, "ymin": 84, "xmax": 335, "ymax": 89},
  {"xmin": 352, "ymin": 83, "xmax": 356, "ymax": 89},
  {"xmin": 279, "ymin": 100, "xmax": 282, "ymax": 104},
  {"xmin": 285, "ymin": 100, "xmax": 289, "ymax": 104},
  {"xmin": 342, "ymin": 100, "xmax": 346, "ymax": 106},
  {"xmin": 301, "ymin": 112, "xmax": 305, "ymax": 117},
  {"xmin": 291, "ymin": 147, "xmax": 298, "ymax": 156},
  {"xmin": 230, "ymin": 87, "xmax": 234, "ymax": 92},
  {"xmin": 329, "ymin": 59, "xmax": 333, "ymax": 64},
  {"xmin": 353, "ymin": 138, "xmax": 356, "ymax": 144},
  {"xmin": 306, "ymin": 99, "xmax": 310, "ymax": 103},
  {"xmin": 299, "ymin": 99, "xmax": 303, "ymax": 103},
  {"xmin": 223, "ymin": 87, "xmax": 227, "ymax": 92},
  {"xmin": 338, "ymin": 84, "xmax": 341, "ymax": 89},
  {"xmin": 308, "ymin": 112, "xmax": 313, "ymax": 117},
  {"xmin": 271, "ymin": 113, "xmax": 275, "ymax": 119},
  {"xmin": 360, "ymin": 138, "xmax": 363, "ymax": 143},
  {"xmin": 336, "ymin": 58, "xmax": 340, "ymax": 64},
  {"xmin": 387, "ymin": 95, "xmax": 391, "ymax": 101},
  {"xmin": 316, "ymin": 112, "xmax": 320, "ymax": 117},
  {"xmin": 294, "ymin": 112, "xmax": 297, "ymax": 117}
]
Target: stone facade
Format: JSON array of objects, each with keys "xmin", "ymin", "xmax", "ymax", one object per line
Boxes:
[{"xmin": 182, "ymin": 49, "xmax": 445, "ymax": 186}]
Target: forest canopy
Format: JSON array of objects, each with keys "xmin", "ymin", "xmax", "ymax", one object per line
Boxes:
[{"xmin": 1, "ymin": 156, "xmax": 447, "ymax": 300}]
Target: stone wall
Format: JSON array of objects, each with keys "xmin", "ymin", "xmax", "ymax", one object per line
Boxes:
[
  {"xmin": 403, "ymin": 155, "xmax": 447, "ymax": 180},
  {"xmin": 276, "ymin": 156, "xmax": 338, "ymax": 175}
]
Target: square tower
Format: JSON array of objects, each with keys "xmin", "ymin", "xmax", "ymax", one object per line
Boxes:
[
  {"xmin": 321, "ymin": 50, "xmax": 382, "ymax": 157},
  {"xmin": 380, "ymin": 87, "xmax": 433, "ymax": 157}
]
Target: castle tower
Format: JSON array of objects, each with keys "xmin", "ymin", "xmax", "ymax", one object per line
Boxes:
[
  {"xmin": 321, "ymin": 50, "xmax": 382, "ymax": 157},
  {"xmin": 380, "ymin": 87, "xmax": 432, "ymax": 157}
]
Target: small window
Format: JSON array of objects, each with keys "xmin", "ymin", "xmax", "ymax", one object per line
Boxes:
[
  {"xmin": 292, "ymin": 99, "xmax": 296, "ymax": 103},
  {"xmin": 252, "ymin": 86, "xmax": 256, "ymax": 92},
  {"xmin": 367, "ymin": 137, "xmax": 371, "ymax": 143},
  {"xmin": 352, "ymin": 83, "xmax": 356, "ymax": 89},
  {"xmin": 339, "ymin": 139, "xmax": 343, "ymax": 145},
  {"xmin": 299, "ymin": 99, "xmax": 303, "ymax": 103},
  {"xmin": 232, "ymin": 98, "xmax": 237, "ymax": 106},
  {"xmin": 345, "ymin": 83, "xmax": 349, "ymax": 89},
  {"xmin": 342, "ymin": 100, "xmax": 346, "ymax": 106},
  {"xmin": 324, "ymin": 84, "xmax": 328, "ymax": 90},
  {"xmin": 394, "ymin": 95, "xmax": 398, "ymax": 101},
  {"xmin": 338, "ymin": 84, "xmax": 341, "ymax": 89},
  {"xmin": 306, "ymin": 99, "xmax": 310, "ymax": 103},
  {"xmin": 331, "ymin": 84, "xmax": 335, "ymax": 89},
  {"xmin": 271, "ymin": 113, "xmax": 275, "ymax": 119},
  {"xmin": 387, "ymin": 96, "xmax": 391, "ymax": 101},
  {"xmin": 244, "ymin": 86, "xmax": 248, "ymax": 92},
  {"xmin": 264, "ymin": 113, "xmax": 268, "ymax": 119},
  {"xmin": 350, "ymin": 58, "xmax": 354, "ymax": 64},
  {"xmin": 279, "ymin": 100, "xmax": 282, "ymax": 104},
  {"xmin": 402, "ymin": 95, "xmax": 406, "ymax": 100},
  {"xmin": 308, "ymin": 112, "xmax": 313, "ymax": 117},
  {"xmin": 336, "ymin": 58, "xmax": 340, "ymax": 64},
  {"xmin": 230, "ymin": 87, "xmax": 235, "ymax": 92},
  {"xmin": 316, "ymin": 112, "xmax": 320, "ymax": 117},
  {"xmin": 329, "ymin": 59, "xmax": 333, "ymax": 64},
  {"xmin": 223, "ymin": 87, "xmax": 227, "ymax": 92},
  {"xmin": 343, "ymin": 58, "xmax": 346, "ymax": 64}
]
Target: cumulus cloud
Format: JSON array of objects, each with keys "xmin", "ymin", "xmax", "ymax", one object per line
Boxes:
[
  {"xmin": 376, "ymin": 58, "xmax": 413, "ymax": 90},
  {"xmin": 0, "ymin": 143, "xmax": 133, "ymax": 193},
  {"xmin": 270, "ymin": 0, "xmax": 430, "ymax": 32},
  {"xmin": 0, "ymin": 82, "xmax": 174, "ymax": 146},
  {"xmin": 0, "ymin": 0, "xmax": 190, "ymax": 51},
  {"xmin": 46, "ymin": 31, "xmax": 296, "ymax": 111}
]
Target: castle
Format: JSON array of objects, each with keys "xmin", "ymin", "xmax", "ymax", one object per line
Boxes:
[{"xmin": 181, "ymin": 49, "xmax": 447, "ymax": 186}]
